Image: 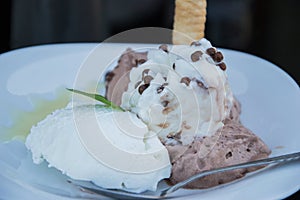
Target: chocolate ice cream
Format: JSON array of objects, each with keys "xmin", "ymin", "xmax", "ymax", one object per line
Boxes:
[
  {"xmin": 167, "ymin": 120, "xmax": 271, "ymax": 188},
  {"xmin": 105, "ymin": 48, "xmax": 147, "ymax": 106}
]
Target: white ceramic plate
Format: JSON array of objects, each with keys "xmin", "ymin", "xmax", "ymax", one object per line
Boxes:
[{"xmin": 0, "ymin": 43, "xmax": 299, "ymax": 200}]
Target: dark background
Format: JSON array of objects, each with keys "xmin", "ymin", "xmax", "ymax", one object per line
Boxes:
[
  {"xmin": 1, "ymin": 0, "xmax": 299, "ymax": 86},
  {"xmin": 0, "ymin": 0, "xmax": 299, "ymax": 199}
]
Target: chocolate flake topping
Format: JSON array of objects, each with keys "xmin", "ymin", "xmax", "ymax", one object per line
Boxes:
[
  {"xmin": 206, "ymin": 47, "xmax": 217, "ymax": 56},
  {"xmin": 161, "ymin": 100, "xmax": 169, "ymax": 107},
  {"xmin": 190, "ymin": 41, "xmax": 201, "ymax": 46},
  {"xmin": 180, "ymin": 77, "xmax": 191, "ymax": 86},
  {"xmin": 138, "ymin": 84, "xmax": 150, "ymax": 94},
  {"xmin": 105, "ymin": 71, "xmax": 115, "ymax": 82},
  {"xmin": 212, "ymin": 51, "xmax": 224, "ymax": 63},
  {"xmin": 225, "ymin": 151, "xmax": 233, "ymax": 159},
  {"xmin": 143, "ymin": 75, "xmax": 153, "ymax": 84},
  {"xmin": 167, "ymin": 131, "xmax": 182, "ymax": 141},
  {"xmin": 162, "ymin": 107, "xmax": 174, "ymax": 115},
  {"xmin": 157, "ymin": 84, "xmax": 168, "ymax": 94},
  {"xmin": 159, "ymin": 44, "xmax": 169, "ymax": 53},
  {"xmin": 158, "ymin": 122, "xmax": 170, "ymax": 129},
  {"xmin": 157, "ymin": 85, "xmax": 165, "ymax": 94},
  {"xmin": 172, "ymin": 63, "xmax": 176, "ymax": 70},
  {"xmin": 218, "ymin": 62, "xmax": 227, "ymax": 71},
  {"xmin": 205, "ymin": 47, "xmax": 227, "ymax": 70},
  {"xmin": 137, "ymin": 58, "xmax": 147, "ymax": 65},
  {"xmin": 195, "ymin": 79, "xmax": 206, "ymax": 89},
  {"xmin": 142, "ymin": 69, "xmax": 150, "ymax": 79},
  {"xmin": 191, "ymin": 51, "xmax": 203, "ymax": 62}
]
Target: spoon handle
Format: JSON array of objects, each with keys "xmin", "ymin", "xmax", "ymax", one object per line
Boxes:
[{"xmin": 162, "ymin": 151, "xmax": 300, "ymax": 196}]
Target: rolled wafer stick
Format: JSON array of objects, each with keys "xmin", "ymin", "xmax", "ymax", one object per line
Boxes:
[{"xmin": 172, "ymin": 0, "xmax": 207, "ymax": 44}]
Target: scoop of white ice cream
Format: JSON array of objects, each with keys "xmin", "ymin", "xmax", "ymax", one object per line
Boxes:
[
  {"xmin": 121, "ymin": 39, "xmax": 234, "ymax": 145},
  {"xmin": 26, "ymin": 104, "xmax": 171, "ymax": 193}
]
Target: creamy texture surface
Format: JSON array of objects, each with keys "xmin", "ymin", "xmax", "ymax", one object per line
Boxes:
[
  {"xmin": 26, "ymin": 104, "xmax": 171, "ymax": 193},
  {"xmin": 167, "ymin": 119, "xmax": 271, "ymax": 188},
  {"xmin": 118, "ymin": 39, "xmax": 234, "ymax": 145},
  {"xmin": 105, "ymin": 39, "xmax": 271, "ymax": 189}
]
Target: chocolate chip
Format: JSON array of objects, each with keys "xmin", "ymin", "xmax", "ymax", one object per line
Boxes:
[
  {"xmin": 172, "ymin": 63, "xmax": 176, "ymax": 70},
  {"xmin": 162, "ymin": 107, "xmax": 173, "ymax": 115},
  {"xmin": 105, "ymin": 71, "xmax": 115, "ymax": 82},
  {"xmin": 157, "ymin": 122, "xmax": 169, "ymax": 128},
  {"xmin": 180, "ymin": 77, "xmax": 191, "ymax": 86},
  {"xmin": 196, "ymin": 79, "xmax": 207, "ymax": 89},
  {"xmin": 173, "ymin": 131, "xmax": 182, "ymax": 140},
  {"xmin": 206, "ymin": 47, "xmax": 216, "ymax": 56},
  {"xmin": 167, "ymin": 131, "xmax": 182, "ymax": 140},
  {"xmin": 138, "ymin": 84, "xmax": 150, "ymax": 94},
  {"xmin": 143, "ymin": 75, "xmax": 153, "ymax": 84},
  {"xmin": 157, "ymin": 85, "xmax": 164, "ymax": 94},
  {"xmin": 191, "ymin": 51, "xmax": 203, "ymax": 62},
  {"xmin": 197, "ymin": 80, "xmax": 203, "ymax": 87},
  {"xmin": 218, "ymin": 62, "xmax": 227, "ymax": 70},
  {"xmin": 161, "ymin": 100, "xmax": 169, "ymax": 107},
  {"xmin": 143, "ymin": 69, "xmax": 150, "ymax": 74},
  {"xmin": 190, "ymin": 41, "xmax": 201, "ymax": 46},
  {"xmin": 212, "ymin": 51, "xmax": 224, "ymax": 63},
  {"xmin": 142, "ymin": 69, "xmax": 150, "ymax": 78},
  {"xmin": 159, "ymin": 44, "xmax": 168, "ymax": 53},
  {"xmin": 225, "ymin": 151, "xmax": 232, "ymax": 159},
  {"xmin": 137, "ymin": 59, "xmax": 146, "ymax": 65}
]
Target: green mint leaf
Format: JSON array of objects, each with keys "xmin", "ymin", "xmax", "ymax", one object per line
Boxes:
[{"xmin": 66, "ymin": 88, "xmax": 124, "ymax": 111}]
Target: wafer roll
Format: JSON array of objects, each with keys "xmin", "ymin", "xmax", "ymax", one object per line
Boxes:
[{"xmin": 172, "ymin": 0, "xmax": 207, "ymax": 44}]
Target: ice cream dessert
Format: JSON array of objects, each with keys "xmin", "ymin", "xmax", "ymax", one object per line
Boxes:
[
  {"xmin": 25, "ymin": 38, "xmax": 270, "ymax": 193},
  {"xmin": 105, "ymin": 38, "xmax": 271, "ymax": 189}
]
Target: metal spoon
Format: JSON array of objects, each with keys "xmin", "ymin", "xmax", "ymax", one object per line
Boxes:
[{"xmin": 69, "ymin": 151, "xmax": 300, "ymax": 199}]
